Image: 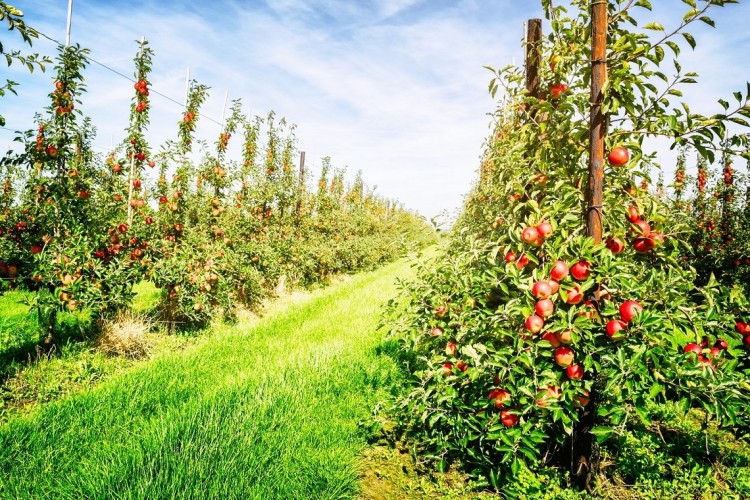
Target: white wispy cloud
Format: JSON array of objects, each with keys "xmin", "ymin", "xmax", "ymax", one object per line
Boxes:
[{"xmin": 2, "ymin": 0, "xmax": 748, "ymax": 220}]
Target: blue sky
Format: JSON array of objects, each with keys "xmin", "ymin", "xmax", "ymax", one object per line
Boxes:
[{"xmin": 2, "ymin": 1, "xmax": 749, "ymax": 221}]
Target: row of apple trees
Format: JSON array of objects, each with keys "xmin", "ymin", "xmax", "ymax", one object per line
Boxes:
[
  {"xmin": 383, "ymin": 0, "xmax": 750, "ymax": 495},
  {"xmin": 669, "ymin": 147, "xmax": 750, "ymax": 294},
  {"xmin": 0, "ymin": 34, "xmax": 435, "ymax": 342}
]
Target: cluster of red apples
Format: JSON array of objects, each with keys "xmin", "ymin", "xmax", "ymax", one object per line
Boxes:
[{"xmin": 606, "ymin": 204, "xmax": 665, "ymax": 255}]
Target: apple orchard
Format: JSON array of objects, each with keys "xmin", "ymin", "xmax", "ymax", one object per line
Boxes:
[
  {"xmin": 0, "ymin": 6, "xmax": 434, "ymax": 345},
  {"xmin": 4, "ymin": 0, "xmax": 750, "ymax": 496},
  {"xmin": 384, "ymin": 0, "xmax": 750, "ymax": 495}
]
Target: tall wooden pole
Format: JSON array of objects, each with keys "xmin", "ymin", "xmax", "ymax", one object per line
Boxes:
[
  {"xmin": 295, "ymin": 151, "xmax": 306, "ymax": 215},
  {"xmin": 586, "ymin": 2, "xmax": 608, "ymax": 243},
  {"xmin": 573, "ymin": 1, "xmax": 608, "ymax": 492},
  {"xmin": 525, "ymin": 19, "xmax": 544, "ymax": 104}
]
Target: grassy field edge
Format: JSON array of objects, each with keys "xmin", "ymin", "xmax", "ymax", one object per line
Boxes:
[{"xmin": 0, "ymin": 253, "xmax": 424, "ymax": 499}]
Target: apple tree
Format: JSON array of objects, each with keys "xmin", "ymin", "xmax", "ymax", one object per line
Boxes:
[{"xmin": 384, "ymin": 0, "xmax": 750, "ymax": 494}]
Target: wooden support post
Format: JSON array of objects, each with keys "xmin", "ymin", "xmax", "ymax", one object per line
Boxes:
[
  {"xmin": 524, "ymin": 17, "xmax": 544, "ymax": 125},
  {"xmin": 525, "ymin": 19, "xmax": 544, "ymax": 102},
  {"xmin": 586, "ymin": 2, "xmax": 607, "ymax": 244},
  {"xmin": 573, "ymin": 1, "xmax": 608, "ymax": 493},
  {"xmin": 295, "ymin": 151, "xmax": 306, "ymax": 215}
]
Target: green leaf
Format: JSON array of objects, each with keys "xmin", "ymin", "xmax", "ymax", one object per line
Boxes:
[
  {"xmin": 635, "ymin": 0, "xmax": 652, "ymax": 9},
  {"xmin": 682, "ymin": 32, "xmax": 696, "ymax": 50},
  {"xmin": 511, "ymin": 458, "xmax": 521, "ymax": 476},
  {"xmin": 698, "ymin": 16, "xmax": 715, "ymax": 28},
  {"xmin": 677, "ymin": 397, "xmax": 691, "ymax": 414},
  {"xmin": 634, "ymin": 403, "xmax": 652, "ymax": 425},
  {"xmin": 590, "ymin": 426, "xmax": 613, "ymax": 443},
  {"xmin": 665, "ymin": 41, "xmax": 680, "ymax": 56},
  {"xmin": 643, "ymin": 22, "xmax": 665, "ymax": 31}
]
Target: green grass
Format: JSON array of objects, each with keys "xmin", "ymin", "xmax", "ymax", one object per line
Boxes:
[
  {"xmin": 0, "ymin": 290, "xmax": 37, "ymax": 365},
  {"xmin": 130, "ymin": 280, "xmax": 161, "ymax": 314},
  {"xmin": 0, "ymin": 281, "xmax": 159, "ymax": 379},
  {"xmin": 0, "ymin": 255, "xmax": 419, "ymax": 499},
  {"xmin": 0, "ymin": 290, "xmax": 95, "ymax": 378}
]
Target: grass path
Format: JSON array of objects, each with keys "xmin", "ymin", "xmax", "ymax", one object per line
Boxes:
[{"xmin": 0, "ymin": 256, "xmax": 418, "ymax": 499}]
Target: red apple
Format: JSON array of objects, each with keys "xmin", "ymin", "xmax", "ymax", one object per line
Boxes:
[
  {"xmin": 132, "ymin": 179, "xmax": 142, "ymax": 188},
  {"xmin": 441, "ymin": 363, "xmax": 453, "ymax": 376},
  {"xmin": 430, "ymin": 326, "xmax": 444, "ymax": 337},
  {"xmin": 565, "ymin": 285, "xmax": 584, "ymax": 305},
  {"xmin": 558, "ymin": 329, "xmax": 573, "ymax": 344},
  {"xmin": 554, "ymin": 346, "xmax": 574, "ymax": 367},
  {"xmin": 548, "ymin": 280, "xmax": 560, "ymax": 295},
  {"xmin": 30, "ymin": 244, "xmax": 43, "ymax": 254},
  {"xmin": 516, "ymin": 253, "xmax": 529, "ymax": 269},
  {"xmin": 550, "ymin": 83, "xmax": 568, "ymax": 99},
  {"xmin": 489, "ymin": 389, "xmax": 511, "ymax": 409},
  {"xmin": 570, "ymin": 261, "xmax": 591, "ymax": 281},
  {"xmin": 714, "ymin": 338, "xmax": 728, "ymax": 350},
  {"xmin": 540, "ymin": 330, "xmax": 561, "ymax": 348},
  {"xmin": 532, "ymin": 281, "xmax": 552, "ymax": 300},
  {"xmin": 456, "ymin": 360, "xmax": 469, "ymax": 372},
  {"xmin": 536, "ymin": 221, "xmax": 553, "ymax": 239},
  {"xmin": 118, "ymin": 223, "xmax": 128, "ymax": 233},
  {"xmin": 633, "ymin": 237, "xmax": 653, "ymax": 253},
  {"xmin": 445, "ymin": 341, "xmax": 457, "ymax": 356},
  {"xmin": 566, "ymin": 364, "xmax": 584, "ymax": 380},
  {"xmin": 78, "ymin": 190, "xmax": 90, "ymax": 199},
  {"xmin": 435, "ymin": 305, "xmax": 448, "ymax": 317},
  {"xmin": 683, "ymin": 343, "xmax": 702, "ymax": 356},
  {"xmin": 550, "ymin": 260, "xmax": 569, "ymax": 281},
  {"xmin": 606, "ymin": 319, "xmax": 627, "ymax": 341},
  {"xmin": 535, "ymin": 299, "xmax": 554, "ymax": 318},
  {"xmin": 46, "ymin": 145, "xmax": 58, "ymax": 157},
  {"xmin": 606, "ymin": 236, "xmax": 625, "ymax": 254},
  {"xmin": 504, "ymin": 251, "xmax": 516, "ymax": 263},
  {"xmin": 533, "ymin": 174, "xmax": 547, "ymax": 185},
  {"xmin": 522, "ymin": 226, "xmax": 542, "ymax": 245},
  {"xmin": 736, "ymin": 321, "xmax": 750, "ymax": 334},
  {"xmin": 500, "ymin": 409, "xmax": 519, "ymax": 427},
  {"xmin": 574, "ymin": 390, "xmax": 590, "ymax": 408},
  {"xmin": 627, "ymin": 205, "xmax": 640, "ymax": 223},
  {"xmin": 608, "ymin": 146, "xmax": 630, "ymax": 166},
  {"xmin": 525, "ymin": 315, "xmax": 544, "ymax": 334},
  {"xmin": 145, "ymin": 217, "xmax": 154, "ymax": 225},
  {"xmin": 619, "ymin": 300, "xmax": 643, "ymax": 323},
  {"xmin": 536, "ymin": 386, "xmax": 561, "ymax": 407},
  {"xmin": 632, "ymin": 219, "xmax": 651, "ymax": 237},
  {"xmin": 647, "ymin": 232, "xmax": 665, "ymax": 247}
]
